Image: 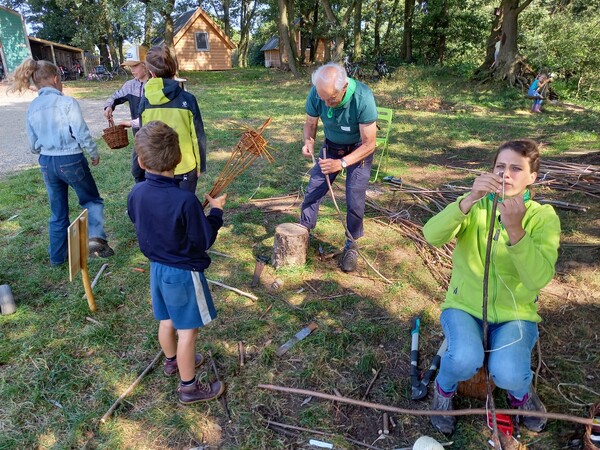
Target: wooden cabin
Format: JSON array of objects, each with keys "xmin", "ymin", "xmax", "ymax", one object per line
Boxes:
[
  {"xmin": 260, "ymin": 27, "xmax": 327, "ymax": 68},
  {"xmin": 152, "ymin": 8, "xmax": 235, "ymax": 71}
]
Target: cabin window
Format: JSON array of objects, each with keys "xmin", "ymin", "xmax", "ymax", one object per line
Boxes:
[{"xmin": 195, "ymin": 32, "xmax": 209, "ymax": 51}]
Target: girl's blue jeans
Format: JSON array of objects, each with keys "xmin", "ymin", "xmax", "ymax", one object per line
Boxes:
[
  {"xmin": 39, "ymin": 154, "xmax": 107, "ymax": 265},
  {"xmin": 436, "ymin": 308, "xmax": 538, "ymax": 400}
]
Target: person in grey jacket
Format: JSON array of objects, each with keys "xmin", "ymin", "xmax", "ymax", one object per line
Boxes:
[
  {"xmin": 103, "ymin": 52, "xmax": 149, "ymax": 182},
  {"xmin": 10, "ymin": 58, "xmax": 114, "ymax": 265}
]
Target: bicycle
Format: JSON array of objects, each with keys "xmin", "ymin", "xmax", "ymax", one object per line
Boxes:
[
  {"xmin": 109, "ymin": 65, "xmax": 128, "ymax": 80},
  {"xmin": 371, "ymin": 57, "xmax": 390, "ymax": 81}
]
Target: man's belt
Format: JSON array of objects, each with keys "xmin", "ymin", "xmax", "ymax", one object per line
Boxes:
[{"xmin": 324, "ymin": 139, "xmax": 361, "ymax": 157}]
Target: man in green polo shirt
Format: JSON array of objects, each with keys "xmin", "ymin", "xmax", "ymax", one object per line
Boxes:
[{"xmin": 300, "ymin": 62, "xmax": 378, "ymax": 272}]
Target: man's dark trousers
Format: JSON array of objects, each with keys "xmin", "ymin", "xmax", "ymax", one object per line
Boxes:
[{"xmin": 300, "ymin": 140, "xmax": 373, "ymax": 240}]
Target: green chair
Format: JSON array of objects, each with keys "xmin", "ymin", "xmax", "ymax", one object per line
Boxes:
[{"xmin": 372, "ymin": 107, "xmax": 393, "ymax": 182}]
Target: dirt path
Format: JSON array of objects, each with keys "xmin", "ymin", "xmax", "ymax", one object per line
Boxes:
[{"xmin": 0, "ymin": 85, "xmax": 130, "ymax": 179}]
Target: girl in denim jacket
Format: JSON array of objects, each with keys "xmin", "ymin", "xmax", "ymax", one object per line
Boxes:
[{"xmin": 10, "ymin": 59, "xmax": 114, "ymax": 265}]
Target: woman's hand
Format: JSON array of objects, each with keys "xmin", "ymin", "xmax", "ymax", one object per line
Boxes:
[
  {"xmin": 459, "ymin": 173, "xmax": 502, "ymax": 214},
  {"xmin": 498, "ymin": 196, "xmax": 527, "ymax": 244}
]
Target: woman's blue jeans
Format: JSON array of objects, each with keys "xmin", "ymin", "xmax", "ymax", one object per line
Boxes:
[
  {"xmin": 39, "ymin": 154, "xmax": 106, "ymax": 265},
  {"xmin": 436, "ymin": 308, "xmax": 538, "ymax": 400}
]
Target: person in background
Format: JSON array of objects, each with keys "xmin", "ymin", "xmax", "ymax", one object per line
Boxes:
[
  {"xmin": 103, "ymin": 47, "xmax": 149, "ymax": 182},
  {"xmin": 423, "ymin": 139, "xmax": 560, "ymax": 435},
  {"xmin": 128, "ymin": 121, "xmax": 226, "ymax": 404},
  {"xmin": 9, "ymin": 59, "xmax": 114, "ymax": 265},
  {"xmin": 527, "ymin": 73, "xmax": 549, "ymax": 113}
]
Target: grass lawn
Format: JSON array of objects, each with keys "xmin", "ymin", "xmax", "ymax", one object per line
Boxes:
[{"xmin": 1, "ymin": 66, "xmax": 599, "ymax": 450}]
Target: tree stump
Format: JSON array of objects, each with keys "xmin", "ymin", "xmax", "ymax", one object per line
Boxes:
[
  {"xmin": 272, "ymin": 223, "xmax": 309, "ymax": 268},
  {"xmin": 458, "ymin": 367, "xmax": 495, "ymax": 401}
]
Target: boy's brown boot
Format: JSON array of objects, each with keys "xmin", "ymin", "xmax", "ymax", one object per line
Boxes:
[
  {"xmin": 163, "ymin": 353, "xmax": 204, "ymax": 376},
  {"xmin": 178, "ymin": 378, "xmax": 225, "ymax": 404}
]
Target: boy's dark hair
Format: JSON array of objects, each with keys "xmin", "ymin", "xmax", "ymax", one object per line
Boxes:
[
  {"xmin": 145, "ymin": 46, "xmax": 177, "ymax": 78},
  {"xmin": 135, "ymin": 121, "xmax": 181, "ymax": 172}
]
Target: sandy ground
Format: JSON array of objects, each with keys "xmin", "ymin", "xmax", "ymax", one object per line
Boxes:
[{"xmin": 0, "ymin": 84, "xmax": 131, "ymax": 178}]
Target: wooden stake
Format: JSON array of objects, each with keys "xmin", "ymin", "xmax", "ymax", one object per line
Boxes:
[
  {"xmin": 100, "ymin": 349, "xmax": 163, "ymax": 423},
  {"xmin": 78, "ymin": 212, "xmax": 96, "ymax": 312}
]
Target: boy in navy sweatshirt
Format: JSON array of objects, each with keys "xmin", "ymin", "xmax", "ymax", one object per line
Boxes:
[{"xmin": 127, "ymin": 121, "xmax": 226, "ymax": 404}]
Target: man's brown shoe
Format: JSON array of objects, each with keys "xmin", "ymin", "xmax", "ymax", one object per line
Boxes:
[
  {"xmin": 163, "ymin": 353, "xmax": 204, "ymax": 376},
  {"xmin": 178, "ymin": 379, "xmax": 225, "ymax": 404}
]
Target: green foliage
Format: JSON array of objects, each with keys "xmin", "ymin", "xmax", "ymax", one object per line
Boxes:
[{"xmin": 521, "ymin": 2, "xmax": 600, "ymax": 101}]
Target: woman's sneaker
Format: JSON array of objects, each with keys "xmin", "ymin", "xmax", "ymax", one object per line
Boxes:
[
  {"xmin": 88, "ymin": 238, "xmax": 115, "ymax": 258},
  {"xmin": 178, "ymin": 379, "xmax": 224, "ymax": 404},
  {"xmin": 509, "ymin": 389, "xmax": 547, "ymax": 432},
  {"xmin": 430, "ymin": 382, "xmax": 456, "ymax": 435},
  {"xmin": 163, "ymin": 353, "xmax": 204, "ymax": 376}
]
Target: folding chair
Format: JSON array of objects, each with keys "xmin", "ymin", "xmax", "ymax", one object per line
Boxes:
[{"xmin": 371, "ymin": 107, "xmax": 393, "ymax": 182}]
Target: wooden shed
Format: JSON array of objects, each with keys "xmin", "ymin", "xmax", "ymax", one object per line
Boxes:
[
  {"xmin": 260, "ymin": 35, "xmax": 327, "ymax": 68},
  {"xmin": 0, "ymin": 6, "xmax": 31, "ymax": 75},
  {"xmin": 152, "ymin": 8, "xmax": 235, "ymax": 71},
  {"xmin": 28, "ymin": 36, "xmax": 85, "ymax": 73}
]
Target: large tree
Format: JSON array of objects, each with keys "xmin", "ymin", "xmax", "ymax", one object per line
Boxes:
[
  {"xmin": 321, "ymin": 0, "xmax": 356, "ymax": 61},
  {"xmin": 475, "ymin": 0, "xmax": 535, "ymax": 86},
  {"xmin": 276, "ymin": 0, "xmax": 300, "ymax": 76}
]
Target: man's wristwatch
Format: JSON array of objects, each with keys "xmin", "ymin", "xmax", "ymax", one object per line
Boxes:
[{"xmin": 340, "ymin": 158, "xmax": 348, "ymax": 169}]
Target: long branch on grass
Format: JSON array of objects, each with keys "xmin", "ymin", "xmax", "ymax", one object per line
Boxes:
[
  {"xmin": 258, "ymin": 384, "xmax": 596, "ymax": 426},
  {"xmin": 100, "ymin": 349, "xmax": 163, "ymax": 424},
  {"xmin": 207, "ymin": 279, "xmax": 258, "ymax": 301},
  {"xmin": 314, "ymin": 150, "xmax": 392, "ymax": 284}
]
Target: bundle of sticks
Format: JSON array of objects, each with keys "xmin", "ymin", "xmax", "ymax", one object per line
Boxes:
[{"xmin": 202, "ymin": 118, "xmax": 275, "ymax": 208}]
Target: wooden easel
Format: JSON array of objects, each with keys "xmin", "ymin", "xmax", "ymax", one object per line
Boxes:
[{"xmin": 68, "ymin": 209, "xmax": 96, "ymax": 312}]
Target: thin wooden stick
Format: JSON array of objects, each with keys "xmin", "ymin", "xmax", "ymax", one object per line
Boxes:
[
  {"xmin": 266, "ymin": 419, "xmax": 385, "ymax": 450},
  {"xmin": 238, "ymin": 341, "xmax": 245, "ymax": 367},
  {"xmin": 362, "ymin": 368, "xmax": 381, "ymax": 400},
  {"xmin": 100, "ymin": 349, "xmax": 163, "ymax": 423},
  {"xmin": 206, "ymin": 279, "xmax": 258, "ymax": 300},
  {"xmin": 258, "ymin": 384, "xmax": 596, "ymax": 426},
  {"xmin": 318, "ymin": 149, "xmax": 392, "ymax": 284}
]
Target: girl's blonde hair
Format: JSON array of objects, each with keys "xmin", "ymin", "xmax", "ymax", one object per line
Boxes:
[{"xmin": 8, "ymin": 58, "xmax": 59, "ymax": 93}]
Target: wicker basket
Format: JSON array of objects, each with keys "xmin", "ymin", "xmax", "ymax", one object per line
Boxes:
[
  {"xmin": 102, "ymin": 118, "xmax": 129, "ymax": 149},
  {"xmin": 584, "ymin": 403, "xmax": 600, "ymax": 450}
]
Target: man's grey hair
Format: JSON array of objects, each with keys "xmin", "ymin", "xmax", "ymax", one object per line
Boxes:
[{"xmin": 312, "ymin": 62, "xmax": 347, "ymax": 91}]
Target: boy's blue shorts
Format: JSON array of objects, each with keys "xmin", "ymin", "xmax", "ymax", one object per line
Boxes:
[{"xmin": 150, "ymin": 262, "xmax": 217, "ymax": 330}]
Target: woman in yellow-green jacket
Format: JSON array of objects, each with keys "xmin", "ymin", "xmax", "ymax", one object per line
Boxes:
[{"xmin": 423, "ymin": 139, "xmax": 560, "ymax": 436}]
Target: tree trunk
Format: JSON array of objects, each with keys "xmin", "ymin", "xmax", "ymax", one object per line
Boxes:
[
  {"xmin": 383, "ymin": 0, "xmax": 400, "ymax": 51},
  {"xmin": 143, "ymin": 2, "xmax": 153, "ymax": 47},
  {"xmin": 374, "ymin": 0, "xmax": 382, "ymax": 55},
  {"xmin": 401, "ymin": 0, "xmax": 414, "ymax": 62},
  {"xmin": 322, "ymin": 0, "xmax": 356, "ymax": 62},
  {"xmin": 277, "ymin": 0, "xmax": 301, "ymax": 76},
  {"xmin": 223, "ymin": 0, "xmax": 231, "ymax": 37},
  {"xmin": 435, "ymin": 0, "xmax": 448, "ymax": 65},
  {"xmin": 474, "ymin": 0, "xmax": 535, "ymax": 87},
  {"xmin": 238, "ymin": 0, "xmax": 258, "ymax": 68},
  {"xmin": 309, "ymin": 0, "xmax": 319, "ymax": 62},
  {"xmin": 353, "ymin": 0, "xmax": 362, "ymax": 59},
  {"xmin": 160, "ymin": 0, "xmax": 178, "ymax": 68}
]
